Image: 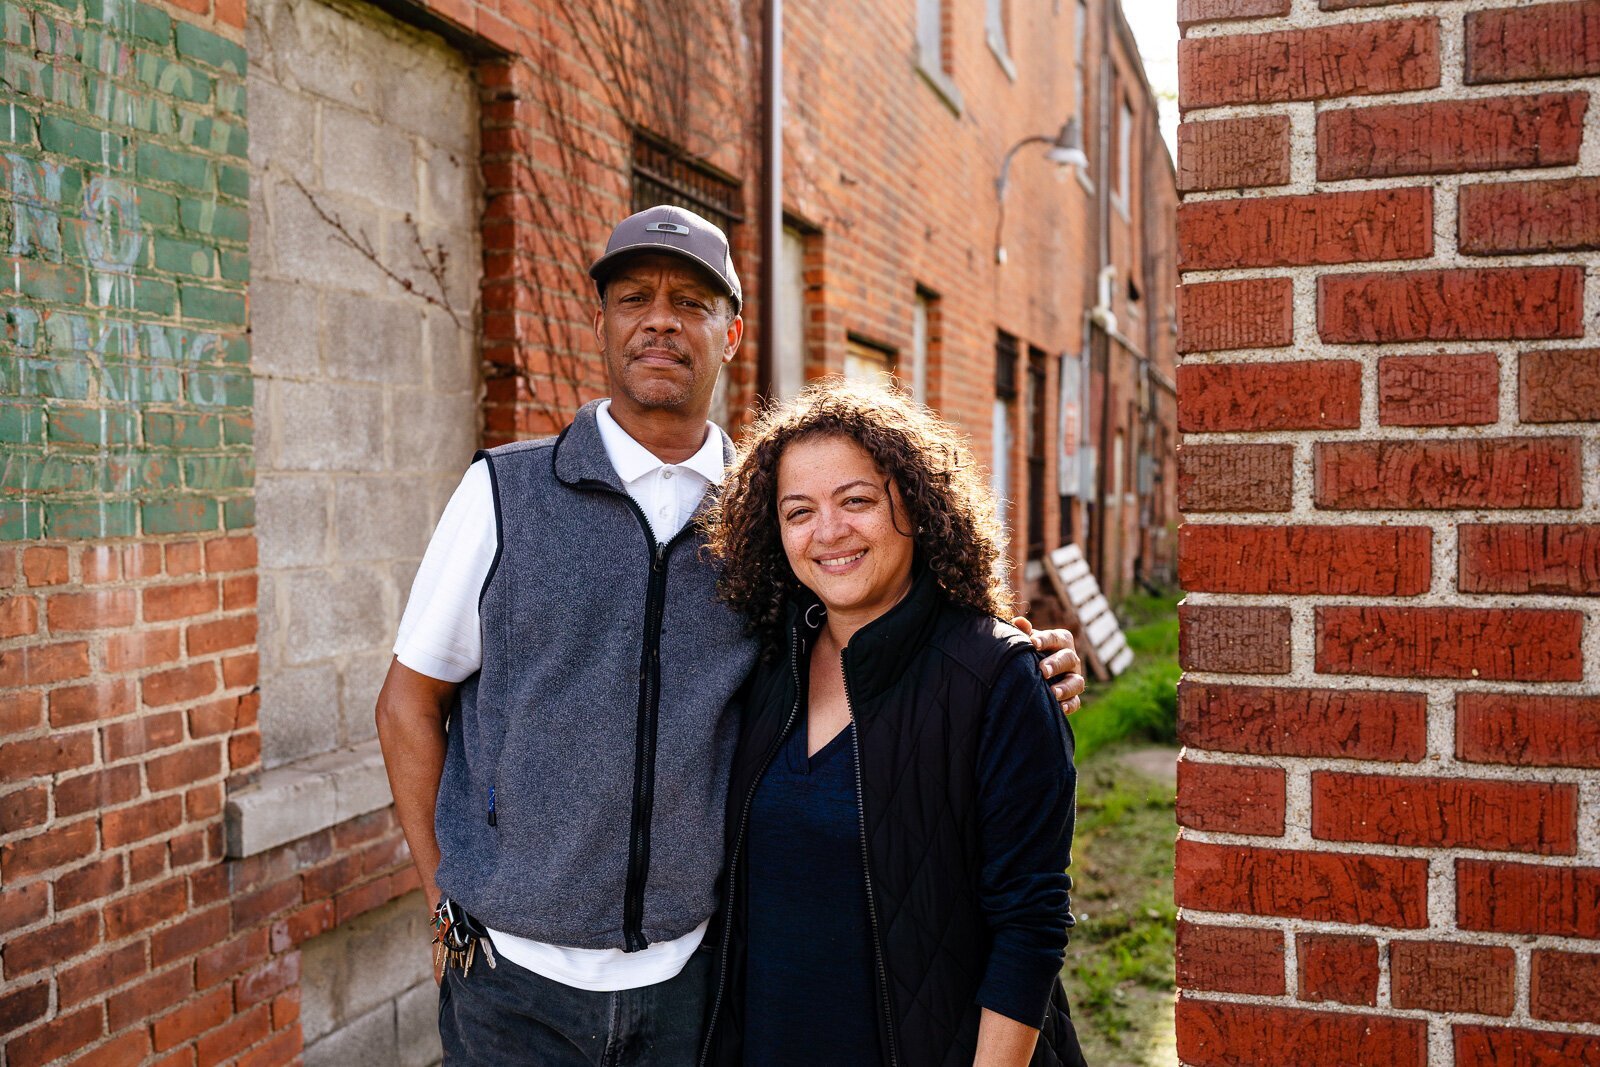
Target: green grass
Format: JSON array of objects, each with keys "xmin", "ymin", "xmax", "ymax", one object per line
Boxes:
[
  {"xmin": 1064, "ymin": 756, "xmax": 1178, "ymax": 1061},
  {"xmin": 1059, "ymin": 592, "xmax": 1181, "ymax": 1065},
  {"xmin": 1069, "ymin": 593, "xmax": 1180, "ymax": 763}
]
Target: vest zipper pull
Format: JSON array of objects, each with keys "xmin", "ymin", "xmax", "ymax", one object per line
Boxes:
[{"xmin": 487, "ymin": 785, "xmax": 497, "ymax": 826}]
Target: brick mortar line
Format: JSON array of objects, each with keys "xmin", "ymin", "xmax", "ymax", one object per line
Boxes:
[
  {"xmin": 1176, "ymin": 421, "xmax": 1600, "ymax": 445},
  {"xmin": 1176, "ymin": 905, "xmax": 1600, "ymax": 954},
  {"xmin": 1181, "ymin": 751, "xmax": 1600, "ymax": 788},
  {"xmin": 1182, "ymin": 149, "xmax": 1600, "ymax": 202},
  {"xmin": 1180, "ymin": 80, "xmax": 1600, "ymax": 129},
  {"xmin": 1184, "ymin": 0, "xmax": 1575, "ymax": 39},
  {"xmin": 1178, "ymin": 258, "xmax": 1600, "ymax": 288},
  {"xmin": 1173, "ymin": 986, "xmax": 1600, "ymax": 1036},
  {"xmin": 1177, "ymin": 667, "xmax": 1600, "ymax": 696},
  {"xmin": 1177, "ymin": 563, "xmax": 1600, "ymax": 598},
  {"xmin": 1180, "ymin": 824, "xmax": 1595, "ymax": 863},
  {"xmin": 1186, "ymin": 112, "xmax": 1600, "ymax": 204}
]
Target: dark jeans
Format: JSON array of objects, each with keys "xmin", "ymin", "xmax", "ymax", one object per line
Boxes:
[{"xmin": 439, "ymin": 945, "xmax": 712, "ymax": 1066}]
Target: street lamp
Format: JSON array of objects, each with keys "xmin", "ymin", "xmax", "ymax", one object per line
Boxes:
[{"xmin": 994, "ymin": 118, "xmax": 1088, "ymax": 264}]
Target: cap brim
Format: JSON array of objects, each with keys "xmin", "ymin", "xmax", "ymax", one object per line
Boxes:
[{"xmin": 588, "ymin": 243, "xmax": 740, "ymax": 306}]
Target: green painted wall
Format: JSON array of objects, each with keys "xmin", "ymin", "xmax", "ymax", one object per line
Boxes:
[{"xmin": 1, "ymin": 0, "xmax": 251, "ymax": 540}]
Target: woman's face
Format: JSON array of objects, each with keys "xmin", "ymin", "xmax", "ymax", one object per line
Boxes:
[{"xmin": 776, "ymin": 434, "xmax": 916, "ymax": 626}]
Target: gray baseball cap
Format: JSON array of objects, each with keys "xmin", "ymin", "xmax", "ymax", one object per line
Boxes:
[{"xmin": 588, "ymin": 205, "xmax": 742, "ymax": 312}]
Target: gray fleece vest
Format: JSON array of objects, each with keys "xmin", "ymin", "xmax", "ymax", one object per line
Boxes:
[{"xmin": 433, "ymin": 401, "xmax": 758, "ymax": 950}]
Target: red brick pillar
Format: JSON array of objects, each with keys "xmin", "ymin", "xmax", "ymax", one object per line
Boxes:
[{"xmin": 1174, "ymin": 2, "xmax": 1600, "ymax": 1064}]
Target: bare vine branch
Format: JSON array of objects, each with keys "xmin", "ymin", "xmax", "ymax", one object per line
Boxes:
[{"xmin": 290, "ymin": 175, "xmax": 465, "ymax": 331}]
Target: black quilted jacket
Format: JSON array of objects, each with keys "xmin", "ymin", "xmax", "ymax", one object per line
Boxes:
[{"xmin": 702, "ymin": 569, "xmax": 1085, "ymax": 1067}]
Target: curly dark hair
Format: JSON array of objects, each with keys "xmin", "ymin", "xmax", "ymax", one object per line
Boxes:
[{"xmin": 704, "ymin": 379, "xmax": 1011, "ymax": 650}]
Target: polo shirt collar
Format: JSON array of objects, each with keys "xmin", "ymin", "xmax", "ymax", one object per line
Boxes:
[{"xmin": 597, "ymin": 400, "xmax": 725, "ymax": 486}]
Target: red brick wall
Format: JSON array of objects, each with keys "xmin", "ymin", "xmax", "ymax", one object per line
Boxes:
[
  {"xmin": 0, "ymin": 533, "xmax": 424, "ymax": 1065},
  {"xmin": 1175, "ymin": 1, "xmax": 1600, "ymax": 1063}
]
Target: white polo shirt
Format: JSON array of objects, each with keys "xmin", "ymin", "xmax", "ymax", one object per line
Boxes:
[{"xmin": 394, "ymin": 401, "xmax": 726, "ymax": 990}]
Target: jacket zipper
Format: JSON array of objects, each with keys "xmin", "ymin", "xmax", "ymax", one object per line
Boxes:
[
  {"xmin": 843, "ymin": 660, "xmax": 902, "ymax": 1067},
  {"xmin": 699, "ymin": 634, "xmax": 806, "ymax": 1066},
  {"xmin": 592, "ymin": 482, "xmax": 696, "ymax": 954}
]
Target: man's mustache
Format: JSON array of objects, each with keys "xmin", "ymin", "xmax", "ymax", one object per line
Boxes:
[{"xmin": 626, "ymin": 340, "xmax": 688, "ymax": 362}]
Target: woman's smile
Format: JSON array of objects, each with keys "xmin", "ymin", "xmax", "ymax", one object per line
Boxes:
[{"xmin": 815, "ymin": 548, "xmax": 867, "ymax": 572}]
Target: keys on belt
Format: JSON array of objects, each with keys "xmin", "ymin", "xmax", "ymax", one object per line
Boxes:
[{"xmin": 432, "ymin": 897, "xmax": 497, "ymax": 975}]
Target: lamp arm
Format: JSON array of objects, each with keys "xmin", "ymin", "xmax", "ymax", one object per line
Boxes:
[{"xmin": 995, "ymin": 134, "xmax": 1055, "ymax": 201}]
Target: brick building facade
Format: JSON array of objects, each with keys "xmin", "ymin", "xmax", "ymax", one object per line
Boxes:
[
  {"xmin": 1175, "ymin": 1, "xmax": 1600, "ymax": 1064},
  {"xmin": 0, "ymin": 0, "xmax": 1176, "ymax": 1061}
]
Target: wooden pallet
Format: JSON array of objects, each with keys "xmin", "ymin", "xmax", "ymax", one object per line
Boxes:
[{"xmin": 1043, "ymin": 543, "xmax": 1133, "ymax": 681}]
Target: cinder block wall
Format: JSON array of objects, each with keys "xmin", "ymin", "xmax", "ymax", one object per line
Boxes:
[{"xmin": 1174, "ymin": 1, "xmax": 1600, "ymax": 1064}]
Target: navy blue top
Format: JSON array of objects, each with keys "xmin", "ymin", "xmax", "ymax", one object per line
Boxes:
[
  {"xmin": 742, "ymin": 651, "xmax": 1070, "ymax": 1060},
  {"xmin": 744, "ymin": 720, "xmax": 881, "ymax": 1066}
]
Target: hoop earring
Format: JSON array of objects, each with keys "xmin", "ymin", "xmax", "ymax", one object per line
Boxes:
[{"xmin": 803, "ymin": 603, "xmax": 826, "ymax": 629}]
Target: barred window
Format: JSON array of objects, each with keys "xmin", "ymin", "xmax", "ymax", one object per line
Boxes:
[{"xmin": 630, "ymin": 129, "xmax": 743, "ymax": 234}]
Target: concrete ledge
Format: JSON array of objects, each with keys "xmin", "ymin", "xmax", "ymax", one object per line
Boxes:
[{"xmin": 225, "ymin": 740, "xmax": 393, "ymax": 858}]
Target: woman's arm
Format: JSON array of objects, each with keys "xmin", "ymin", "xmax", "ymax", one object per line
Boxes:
[
  {"xmin": 975, "ymin": 1008, "xmax": 1041, "ymax": 1067},
  {"xmin": 972, "ymin": 652, "xmax": 1077, "ymax": 1060}
]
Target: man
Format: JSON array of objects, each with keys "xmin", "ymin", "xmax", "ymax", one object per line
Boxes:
[{"xmin": 375, "ymin": 205, "xmax": 1085, "ymax": 1065}]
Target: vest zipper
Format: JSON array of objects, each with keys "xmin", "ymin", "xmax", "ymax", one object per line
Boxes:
[
  {"xmin": 844, "ymin": 659, "xmax": 901, "ymax": 1067},
  {"xmin": 699, "ymin": 634, "xmax": 806, "ymax": 1067},
  {"xmin": 613, "ymin": 491, "xmax": 697, "ymax": 954}
]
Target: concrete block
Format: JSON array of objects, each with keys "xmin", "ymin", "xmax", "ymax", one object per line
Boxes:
[
  {"xmin": 423, "ymin": 309, "xmax": 478, "ymax": 396},
  {"xmin": 243, "ymin": 76, "xmax": 316, "ymax": 187},
  {"xmin": 322, "ymin": 105, "xmax": 417, "ymax": 215},
  {"xmin": 225, "ymin": 760, "xmax": 336, "ymax": 856},
  {"xmin": 321, "ymin": 290, "xmax": 423, "ymax": 384},
  {"xmin": 301, "ymin": 890, "xmax": 432, "ymax": 1047},
  {"xmin": 339, "ymin": 649, "xmax": 393, "ymax": 748},
  {"xmin": 396, "ymin": 980, "xmax": 443, "ymax": 1067},
  {"xmin": 267, "ymin": 179, "xmax": 392, "ymax": 298},
  {"xmin": 342, "ymin": 892, "xmax": 433, "ymax": 1011},
  {"xmin": 275, "ymin": 380, "xmax": 385, "ymax": 473},
  {"xmin": 255, "ymin": 473, "xmax": 331, "ymax": 567},
  {"xmin": 255, "ymin": 378, "xmax": 281, "ymax": 471},
  {"xmin": 387, "ymin": 389, "xmax": 476, "ymax": 474},
  {"xmin": 304, "ymin": 1000, "xmax": 396, "ymax": 1067},
  {"xmin": 383, "ymin": 50, "xmax": 475, "ymax": 156},
  {"xmin": 248, "ymin": 185, "xmax": 274, "ymax": 275},
  {"xmin": 334, "ymin": 474, "xmax": 430, "ymax": 562},
  {"xmin": 391, "ymin": 558, "xmax": 422, "ymax": 615},
  {"xmin": 225, "ymin": 740, "xmax": 392, "ymax": 856},
  {"xmin": 381, "ymin": 219, "xmax": 477, "ymax": 317},
  {"xmin": 258, "ymin": 0, "xmax": 381, "ymax": 117},
  {"xmin": 282, "ymin": 565, "xmax": 390, "ymax": 663},
  {"xmin": 249, "ymin": 277, "xmax": 322, "ymax": 380},
  {"xmin": 257, "ymin": 574, "xmax": 280, "ymax": 675},
  {"xmin": 421, "ymin": 144, "xmax": 476, "ymax": 228},
  {"xmin": 298, "ymin": 741, "xmax": 394, "ymax": 822},
  {"xmin": 258, "ymin": 659, "xmax": 339, "ymax": 767}
]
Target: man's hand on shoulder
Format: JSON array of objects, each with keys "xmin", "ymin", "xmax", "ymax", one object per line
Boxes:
[{"xmin": 1012, "ymin": 617, "xmax": 1085, "ymax": 717}]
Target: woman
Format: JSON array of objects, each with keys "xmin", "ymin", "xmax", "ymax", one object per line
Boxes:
[{"xmin": 702, "ymin": 382, "xmax": 1083, "ymax": 1067}]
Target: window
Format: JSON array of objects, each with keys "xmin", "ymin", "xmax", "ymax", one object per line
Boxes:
[
  {"xmin": 845, "ymin": 336, "xmax": 896, "ymax": 388},
  {"xmin": 1115, "ymin": 97, "xmax": 1133, "ymax": 216},
  {"xmin": 916, "ymin": 0, "xmax": 963, "ymax": 112},
  {"xmin": 1074, "ymin": 0, "xmax": 1088, "ymax": 121},
  {"xmin": 774, "ymin": 226, "xmax": 808, "ymax": 402},
  {"xmin": 1026, "ymin": 346, "xmax": 1049, "ymax": 560},
  {"xmin": 1073, "ymin": 0, "xmax": 1091, "ymax": 186},
  {"xmin": 631, "ymin": 128, "xmax": 743, "ymax": 236},
  {"xmin": 917, "ymin": 0, "xmax": 946, "ymax": 73},
  {"xmin": 910, "ymin": 289, "xmax": 935, "ymax": 403},
  {"xmin": 986, "ymin": 0, "xmax": 1014, "ymax": 77},
  {"xmin": 993, "ymin": 331, "xmax": 1019, "ymax": 536}
]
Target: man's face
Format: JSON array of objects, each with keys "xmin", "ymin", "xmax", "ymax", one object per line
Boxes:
[{"xmin": 593, "ymin": 253, "xmax": 744, "ymax": 420}]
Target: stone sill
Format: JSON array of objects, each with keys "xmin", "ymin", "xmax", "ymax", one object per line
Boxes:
[
  {"xmin": 225, "ymin": 739, "xmax": 393, "ymax": 858},
  {"xmin": 915, "ymin": 54, "xmax": 964, "ymax": 117},
  {"xmin": 986, "ymin": 30, "xmax": 1016, "ymax": 82}
]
